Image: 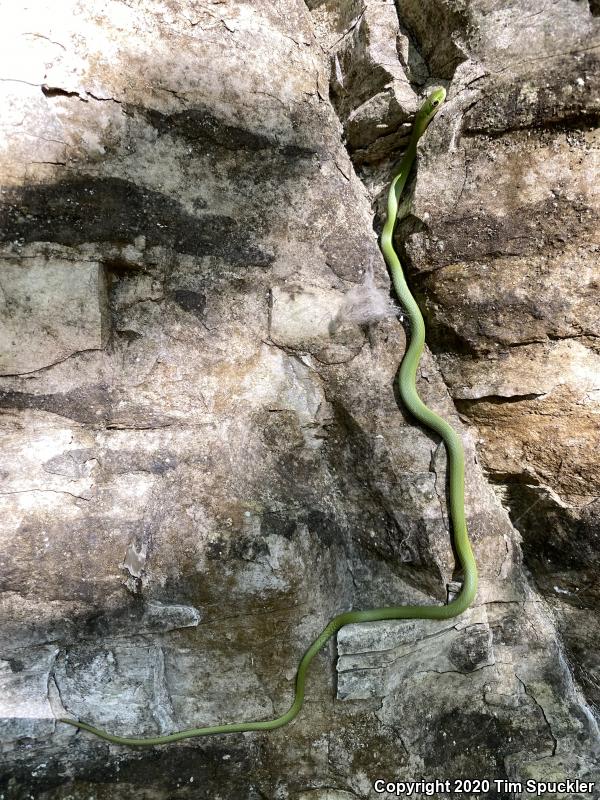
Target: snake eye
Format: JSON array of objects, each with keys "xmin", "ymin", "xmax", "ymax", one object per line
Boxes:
[{"xmin": 432, "ymin": 99, "xmax": 439, "ymax": 107}]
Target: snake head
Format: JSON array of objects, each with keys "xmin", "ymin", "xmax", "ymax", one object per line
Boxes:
[
  {"xmin": 415, "ymin": 87, "xmax": 447, "ymax": 134},
  {"xmin": 424, "ymin": 87, "xmax": 446, "ymax": 118}
]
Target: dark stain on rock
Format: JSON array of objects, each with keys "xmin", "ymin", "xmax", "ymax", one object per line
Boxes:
[
  {"xmin": 260, "ymin": 510, "xmax": 297, "ymax": 540},
  {"xmin": 0, "ymin": 177, "xmax": 274, "ymax": 267},
  {"xmin": 81, "ymin": 610, "xmax": 112, "ymax": 639},
  {"xmin": 173, "ymin": 288, "xmax": 207, "ymax": 318},
  {"xmin": 258, "ymin": 409, "xmax": 306, "ymax": 451},
  {"xmin": 410, "ymin": 195, "xmax": 598, "ymax": 272},
  {"xmin": 423, "ymin": 710, "xmax": 543, "ymax": 772},
  {"xmin": 271, "ymin": 449, "xmax": 324, "ymax": 503},
  {"xmin": 0, "ymin": 736, "xmax": 262, "ymax": 799},
  {"xmin": 322, "ymin": 400, "xmax": 449, "ymax": 597},
  {"xmin": 279, "ymin": 142, "xmax": 317, "ymax": 159},
  {"xmin": 206, "ymin": 533, "xmax": 269, "ymax": 563},
  {"xmin": 489, "ymin": 609, "xmax": 528, "ymax": 647},
  {"xmin": 103, "ymin": 255, "xmax": 147, "ymax": 279},
  {"xmin": 330, "ymin": 721, "xmax": 410, "ymax": 785},
  {"xmin": 205, "ymin": 540, "xmax": 226, "ymax": 560},
  {"xmin": 149, "ymin": 456, "xmax": 177, "ymax": 475},
  {"xmin": 301, "ymin": 509, "xmax": 345, "ymax": 548},
  {"xmin": 143, "ymin": 106, "xmax": 318, "ymax": 161},
  {"xmin": 70, "ymin": 596, "xmax": 199, "ymax": 640},
  {"xmin": 116, "ymin": 328, "xmax": 144, "ymax": 342},
  {"xmin": 230, "ymin": 534, "xmax": 270, "ymax": 562},
  {"xmin": 0, "ymin": 385, "xmax": 112, "ymax": 424},
  {"xmin": 464, "ymin": 54, "xmax": 600, "ymax": 136},
  {"xmin": 1, "ymin": 515, "xmax": 135, "ymax": 602},
  {"xmin": 106, "ymin": 741, "xmax": 260, "ymax": 792},
  {"xmin": 101, "ymin": 448, "xmax": 178, "ymax": 475},
  {"xmin": 145, "ymin": 107, "xmax": 274, "ymax": 151},
  {"xmin": 448, "ymin": 624, "xmax": 492, "ymax": 672},
  {"xmin": 0, "ymin": 386, "xmax": 177, "ymax": 428},
  {"xmin": 487, "ymin": 481, "xmax": 600, "ymax": 574},
  {"xmin": 419, "ymin": 314, "xmax": 481, "ymax": 357}
]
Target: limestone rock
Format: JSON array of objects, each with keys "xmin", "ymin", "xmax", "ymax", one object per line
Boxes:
[
  {"xmin": 391, "ymin": 0, "xmax": 600, "ymax": 718},
  {"xmin": 326, "ymin": 1, "xmax": 419, "ymax": 160},
  {"xmin": 269, "ymin": 285, "xmax": 367, "ymax": 364},
  {"xmin": 0, "ymin": 0, "xmax": 599, "ymax": 798},
  {"xmin": 0, "ymin": 254, "xmax": 108, "ymax": 375},
  {"xmin": 337, "ymin": 607, "xmax": 494, "ymax": 701}
]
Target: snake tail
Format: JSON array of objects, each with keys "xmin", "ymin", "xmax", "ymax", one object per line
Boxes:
[{"xmin": 59, "ymin": 87, "xmax": 477, "ymax": 746}]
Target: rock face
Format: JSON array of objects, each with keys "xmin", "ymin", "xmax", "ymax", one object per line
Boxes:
[
  {"xmin": 394, "ymin": 0, "xmax": 600, "ymax": 720},
  {"xmin": 0, "ymin": 1, "xmax": 599, "ymax": 799},
  {"xmin": 0, "ymin": 256, "xmax": 109, "ymax": 376}
]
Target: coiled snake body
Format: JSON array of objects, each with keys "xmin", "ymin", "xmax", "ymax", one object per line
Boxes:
[{"xmin": 60, "ymin": 88, "xmax": 477, "ymax": 746}]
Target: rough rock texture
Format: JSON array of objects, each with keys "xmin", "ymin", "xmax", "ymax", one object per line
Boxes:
[
  {"xmin": 0, "ymin": 1, "xmax": 599, "ymax": 799},
  {"xmin": 0, "ymin": 256, "xmax": 109, "ymax": 376},
  {"xmin": 393, "ymin": 0, "xmax": 600, "ymax": 722}
]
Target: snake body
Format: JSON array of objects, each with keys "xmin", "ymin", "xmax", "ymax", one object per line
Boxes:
[{"xmin": 60, "ymin": 88, "xmax": 477, "ymax": 746}]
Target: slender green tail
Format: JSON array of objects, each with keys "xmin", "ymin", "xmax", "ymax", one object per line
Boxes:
[{"xmin": 59, "ymin": 87, "xmax": 477, "ymax": 746}]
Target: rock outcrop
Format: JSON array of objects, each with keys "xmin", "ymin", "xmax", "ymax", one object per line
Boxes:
[{"xmin": 0, "ymin": 1, "xmax": 599, "ymax": 798}]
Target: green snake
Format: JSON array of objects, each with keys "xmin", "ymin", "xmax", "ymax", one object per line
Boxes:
[{"xmin": 60, "ymin": 87, "xmax": 477, "ymax": 746}]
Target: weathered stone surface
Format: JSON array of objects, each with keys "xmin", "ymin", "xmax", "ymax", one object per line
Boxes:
[
  {"xmin": 323, "ymin": 1, "xmax": 419, "ymax": 161},
  {"xmin": 379, "ymin": 0, "xmax": 600, "ymax": 723},
  {"xmin": 0, "ymin": 646, "xmax": 58, "ymax": 743},
  {"xmin": 337, "ymin": 607, "xmax": 494, "ymax": 700},
  {"xmin": 0, "ymin": 255, "xmax": 108, "ymax": 375},
  {"xmin": 1, "ymin": 0, "xmax": 599, "ymax": 798},
  {"xmin": 269, "ymin": 285, "xmax": 366, "ymax": 364}
]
